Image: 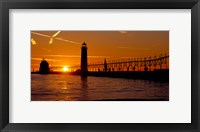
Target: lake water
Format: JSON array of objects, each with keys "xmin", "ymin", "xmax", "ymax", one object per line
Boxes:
[{"xmin": 31, "ymin": 74, "xmax": 169, "ymax": 101}]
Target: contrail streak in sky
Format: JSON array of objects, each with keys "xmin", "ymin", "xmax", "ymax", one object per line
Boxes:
[
  {"xmin": 32, "ymin": 32, "xmax": 50, "ymax": 38},
  {"xmin": 52, "ymin": 31, "xmax": 61, "ymax": 37},
  {"xmin": 55, "ymin": 37, "xmax": 80, "ymax": 44},
  {"xmin": 49, "ymin": 31, "xmax": 61, "ymax": 44},
  {"xmin": 31, "ymin": 38, "xmax": 36, "ymax": 45},
  {"xmin": 31, "ymin": 31, "xmax": 80, "ymax": 45}
]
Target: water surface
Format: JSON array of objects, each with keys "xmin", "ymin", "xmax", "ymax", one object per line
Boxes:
[{"xmin": 31, "ymin": 74, "xmax": 169, "ymax": 101}]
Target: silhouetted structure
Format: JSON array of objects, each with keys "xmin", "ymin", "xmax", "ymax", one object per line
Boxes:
[
  {"xmin": 81, "ymin": 42, "xmax": 88, "ymax": 76},
  {"xmin": 67, "ymin": 53, "xmax": 169, "ymax": 73},
  {"xmin": 39, "ymin": 58, "xmax": 50, "ymax": 74},
  {"xmin": 104, "ymin": 58, "xmax": 107, "ymax": 71}
]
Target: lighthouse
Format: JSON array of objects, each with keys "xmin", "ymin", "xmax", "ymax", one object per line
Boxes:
[
  {"xmin": 81, "ymin": 42, "xmax": 88, "ymax": 76},
  {"xmin": 39, "ymin": 58, "xmax": 50, "ymax": 74}
]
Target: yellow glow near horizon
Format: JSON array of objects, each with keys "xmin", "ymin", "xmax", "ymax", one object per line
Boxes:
[{"xmin": 63, "ymin": 66, "xmax": 69, "ymax": 72}]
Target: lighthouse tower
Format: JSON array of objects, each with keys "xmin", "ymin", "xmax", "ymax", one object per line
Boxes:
[{"xmin": 81, "ymin": 42, "xmax": 88, "ymax": 76}]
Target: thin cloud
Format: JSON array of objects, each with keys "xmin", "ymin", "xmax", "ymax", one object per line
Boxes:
[
  {"xmin": 43, "ymin": 55, "xmax": 80, "ymax": 58},
  {"xmin": 31, "ymin": 64, "xmax": 40, "ymax": 65},
  {"xmin": 33, "ymin": 55, "xmax": 110, "ymax": 58},
  {"xmin": 88, "ymin": 56, "xmax": 110, "ymax": 59},
  {"xmin": 31, "ymin": 57, "xmax": 61, "ymax": 62},
  {"xmin": 120, "ymin": 57, "xmax": 136, "ymax": 59},
  {"xmin": 117, "ymin": 47, "xmax": 151, "ymax": 51},
  {"xmin": 42, "ymin": 48, "xmax": 52, "ymax": 52}
]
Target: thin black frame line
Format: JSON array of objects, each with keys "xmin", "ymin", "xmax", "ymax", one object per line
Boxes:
[
  {"xmin": 0, "ymin": 0, "xmax": 3, "ymax": 130},
  {"xmin": 0, "ymin": 0, "xmax": 199, "ymax": 132}
]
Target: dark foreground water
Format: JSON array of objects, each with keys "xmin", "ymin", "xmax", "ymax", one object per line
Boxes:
[{"xmin": 31, "ymin": 74, "xmax": 169, "ymax": 101}]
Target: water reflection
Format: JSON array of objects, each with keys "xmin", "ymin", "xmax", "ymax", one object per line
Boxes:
[
  {"xmin": 31, "ymin": 74, "xmax": 169, "ymax": 101},
  {"xmin": 80, "ymin": 76, "xmax": 88, "ymax": 100}
]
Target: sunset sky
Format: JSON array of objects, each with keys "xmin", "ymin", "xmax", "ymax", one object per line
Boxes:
[{"xmin": 31, "ymin": 31, "xmax": 169, "ymax": 71}]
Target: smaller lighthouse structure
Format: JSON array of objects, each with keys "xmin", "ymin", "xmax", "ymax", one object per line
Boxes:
[
  {"xmin": 39, "ymin": 58, "xmax": 50, "ymax": 74},
  {"xmin": 81, "ymin": 42, "xmax": 88, "ymax": 76}
]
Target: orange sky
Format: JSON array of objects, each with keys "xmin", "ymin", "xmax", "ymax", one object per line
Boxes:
[{"xmin": 31, "ymin": 31, "xmax": 169, "ymax": 71}]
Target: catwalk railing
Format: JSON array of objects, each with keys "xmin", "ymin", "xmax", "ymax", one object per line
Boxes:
[{"xmin": 60, "ymin": 53, "xmax": 169, "ymax": 72}]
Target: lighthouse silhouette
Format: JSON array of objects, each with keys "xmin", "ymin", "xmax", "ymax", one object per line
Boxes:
[{"xmin": 81, "ymin": 42, "xmax": 88, "ymax": 76}]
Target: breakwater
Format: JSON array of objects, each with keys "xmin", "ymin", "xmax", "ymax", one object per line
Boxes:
[
  {"xmin": 32, "ymin": 69, "xmax": 169, "ymax": 82},
  {"xmin": 87, "ymin": 69, "xmax": 169, "ymax": 82}
]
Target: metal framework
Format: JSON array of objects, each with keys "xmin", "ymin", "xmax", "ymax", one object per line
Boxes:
[{"xmin": 67, "ymin": 53, "xmax": 169, "ymax": 72}]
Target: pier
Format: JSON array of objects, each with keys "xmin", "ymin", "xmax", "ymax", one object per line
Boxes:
[{"xmin": 33, "ymin": 42, "xmax": 169, "ymax": 82}]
